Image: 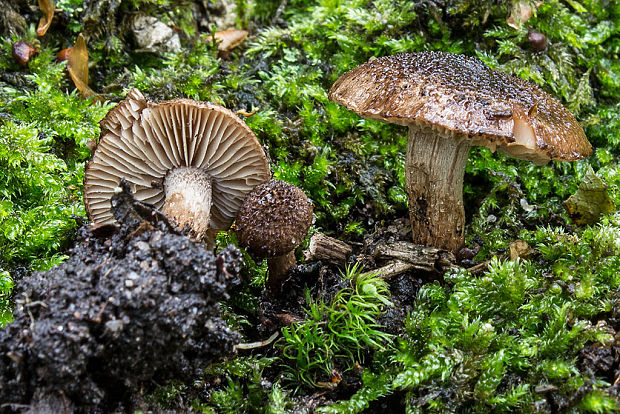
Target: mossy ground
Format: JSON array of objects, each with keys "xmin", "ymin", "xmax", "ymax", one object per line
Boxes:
[{"xmin": 0, "ymin": 0, "xmax": 619, "ymax": 412}]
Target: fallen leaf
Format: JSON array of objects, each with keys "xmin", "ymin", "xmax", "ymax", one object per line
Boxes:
[
  {"xmin": 63, "ymin": 34, "xmax": 98, "ymax": 98},
  {"xmin": 69, "ymin": 34, "xmax": 89, "ymax": 86},
  {"xmin": 37, "ymin": 0, "xmax": 55, "ymax": 36},
  {"xmin": 564, "ymin": 166, "xmax": 615, "ymax": 225},
  {"xmin": 207, "ymin": 29, "xmax": 248, "ymax": 52},
  {"xmin": 506, "ymin": 1, "xmax": 542, "ymax": 30},
  {"xmin": 510, "ymin": 240, "xmax": 532, "ymax": 261}
]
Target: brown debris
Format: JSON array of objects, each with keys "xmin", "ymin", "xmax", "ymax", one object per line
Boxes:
[
  {"xmin": 506, "ymin": 1, "xmax": 542, "ymax": 30},
  {"xmin": 304, "ymin": 233, "xmax": 352, "ymax": 266},
  {"xmin": 373, "ymin": 241, "xmax": 456, "ymax": 274},
  {"xmin": 207, "ymin": 29, "xmax": 248, "ymax": 52},
  {"xmin": 37, "ymin": 0, "xmax": 55, "ymax": 36},
  {"xmin": 509, "ymin": 239, "xmax": 533, "ymax": 261}
]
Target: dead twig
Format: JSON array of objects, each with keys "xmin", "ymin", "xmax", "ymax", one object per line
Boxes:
[
  {"xmin": 363, "ymin": 261, "xmax": 417, "ymax": 279},
  {"xmin": 466, "ymin": 259, "xmax": 492, "ymax": 274},
  {"xmin": 234, "ymin": 331, "xmax": 280, "ymax": 351}
]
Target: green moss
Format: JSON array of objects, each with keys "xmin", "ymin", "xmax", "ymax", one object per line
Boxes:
[
  {"xmin": 0, "ymin": 271, "xmax": 12, "ymax": 326},
  {"xmin": 0, "ymin": 40, "xmax": 112, "ymax": 318},
  {"xmin": 390, "ymin": 217, "xmax": 620, "ymax": 412},
  {"xmin": 201, "ymin": 357, "xmax": 294, "ymax": 413},
  {"xmin": 280, "ymin": 265, "xmax": 393, "ymax": 387}
]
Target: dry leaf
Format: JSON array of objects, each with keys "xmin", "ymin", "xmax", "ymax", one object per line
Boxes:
[
  {"xmin": 59, "ymin": 34, "xmax": 98, "ymax": 98},
  {"xmin": 506, "ymin": 1, "xmax": 542, "ymax": 29},
  {"xmin": 564, "ymin": 166, "xmax": 615, "ymax": 225},
  {"xmin": 510, "ymin": 240, "xmax": 532, "ymax": 261},
  {"xmin": 37, "ymin": 0, "xmax": 55, "ymax": 36},
  {"xmin": 68, "ymin": 34, "xmax": 89, "ymax": 87},
  {"xmin": 56, "ymin": 47, "xmax": 72, "ymax": 62},
  {"xmin": 207, "ymin": 29, "xmax": 248, "ymax": 52}
]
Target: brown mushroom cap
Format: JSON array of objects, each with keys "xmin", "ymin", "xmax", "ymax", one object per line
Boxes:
[
  {"xmin": 235, "ymin": 179, "xmax": 313, "ymax": 258},
  {"xmin": 328, "ymin": 51, "xmax": 592, "ymax": 164},
  {"xmin": 84, "ymin": 89, "xmax": 270, "ymax": 234}
]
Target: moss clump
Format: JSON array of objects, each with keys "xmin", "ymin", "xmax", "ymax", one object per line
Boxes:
[
  {"xmin": 0, "ymin": 39, "xmax": 112, "ymax": 319},
  {"xmin": 390, "ymin": 216, "xmax": 620, "ymax": 412},
  {"xmin": 280, "ymin": 265, "xmax": 393, "ymax": 387}
]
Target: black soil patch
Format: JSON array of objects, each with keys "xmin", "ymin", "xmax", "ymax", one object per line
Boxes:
[{"xmin": 0, "ymin": 182, "xmax": 242, "ymax": 413}]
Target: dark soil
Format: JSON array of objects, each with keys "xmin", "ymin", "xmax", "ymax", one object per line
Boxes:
[{"xmin": 0, "ymin": 182, "xmax": 242, "ymax": 413}]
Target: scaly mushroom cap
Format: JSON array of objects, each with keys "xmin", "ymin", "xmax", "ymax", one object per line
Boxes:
[
  {"xmin": 85, "ymin": 89, "xmax": 270, "ymax": 232},
  {"xmin": 328, "ymin": 51, "xmax": 592, "ymax": 164},
  {"xmin": 235, "ymin": 180, "xmax": 313, "ymax": 258}
]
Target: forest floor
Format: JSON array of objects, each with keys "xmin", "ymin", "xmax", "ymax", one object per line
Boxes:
[{"xmin": 0, "ymin": 0, "xmax": 619, "ymax": 413}]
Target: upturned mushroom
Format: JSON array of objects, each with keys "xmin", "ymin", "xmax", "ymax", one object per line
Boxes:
[
  {"xmin": 329, "ymin": 51, "xmax": 592, "ymax": 252},
  {"xmin": 235, "ymin": 179, "xmax": 313, "ymax": 292},
  {"xmin": 84, "ymin": 89, "xmax": 270, "ymax": 241}
]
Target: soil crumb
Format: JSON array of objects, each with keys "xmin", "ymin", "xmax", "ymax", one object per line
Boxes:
[{"xmin": 0, "ymin": 182, "xmax": 242, "ymax": 413}]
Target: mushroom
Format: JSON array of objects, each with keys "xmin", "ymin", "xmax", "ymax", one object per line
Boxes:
[
  {"xmin": 84, "ymin": 89, "xmax": 270, "ymax": 242},
  {"xmin": 328, "ymin": 51, "xmax": 592, "ymax": 252},
  {"xmin": 235, "ymin": 179, "xmax": 313, "ymax": 292},
  {"xmin": 528, "ymin": 31, "xmax": 547, "ymax": 52},
  {"xmin": 12, "ymin": 41, "xmax": 38, "ymax": 67}
]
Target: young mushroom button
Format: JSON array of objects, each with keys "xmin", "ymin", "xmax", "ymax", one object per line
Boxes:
[
  {"xmin": 84, "ymin": 89, "xmax": 270, "ymax": 242},
  {"xmin": 328, "ymin": 51, "xmax": 592, "ymax": 253},
  {"xmin": 235, "ymin": 180, "xmax": 313, "ymax": 293}
]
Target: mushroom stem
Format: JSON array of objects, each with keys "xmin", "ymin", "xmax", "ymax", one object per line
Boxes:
[
  {"xmin": 162, "ymin": 167, "xmax": 212, "ymax": 238},
  {"xmin": 405, "ymin": 126, "xmax": 470, "ymax": 252},
  {"xmin": 266, "ymin": 252, "xmax": 296, "ymax": 292}
]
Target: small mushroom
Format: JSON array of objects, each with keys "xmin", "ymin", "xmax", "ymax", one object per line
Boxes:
[
  {"xmin": 84, "ymin": 89, "xmax": 271, "ymax": 242},
  {"xmin": 528, "ymin": 31, "xmax": 547, "ymax": 52},
  {"xmin": 235, "ymin": 179, "xmax": 313, "ymax": 292},
  {"xmin": 12, "ymin": 41, "xmax": 38, "ymax": 67},
  {"xmin": 329, "ymin": 51, "xmax": 592, "ymax": 252}
]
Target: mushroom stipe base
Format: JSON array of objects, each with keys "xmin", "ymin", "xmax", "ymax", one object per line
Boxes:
[
  {"xmin": 266, "ymin": 253, "xmax": 297, "ymax": 292},
  {"xmin": 162, "ymin": 167, "xmax": 213, "ymax": 240},
  {"xmin": 406, "ymin": 126, "xmax": 470, "ymax": 253}
]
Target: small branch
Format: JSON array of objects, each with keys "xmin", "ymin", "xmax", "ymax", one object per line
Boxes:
[
  {"xmin": 373, "ymin": 241, "xmax": 455, "ymax": 273},
  {"xmin": 304, "ymin": 233, "xmax": 352, "ymax": 266},
  {"xmin": 234, "ymin": 331, "xmax": 280, "ymax": 351},
  {"xmin": 236, "ymin": 108, "xmax": 259, "ymax": 117},
  {"xmin": 272, "ymin": 0, "xmax": 288, "ymax": 23},
  {"xmin": 363, "ymin": 261, "xmax": 417, "ymax": 279},
  {"xmin": 466, "ymin": 259, "xmax": 492, "ymax": 274}
]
